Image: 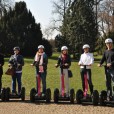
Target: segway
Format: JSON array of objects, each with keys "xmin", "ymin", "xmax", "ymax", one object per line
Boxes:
[
  {"xmin": 5, "ymin": 87, "xmax": 25, "ymax": 101},
  {"xmin": 99, "ymin": 65, "xmax": 114, "ymax": 106},
  {"xmin": 30, "ymin": 66, "xmax": 51, "ymax": 103},
  {"xmin": 0, "ymin": 88, "xmax": 6, "ymax": 101},
  {"xmin": 76, "ymin": 65, "xmax": 99, "ymax": 105},
  {"xmin": 54, "ymin": 70, "xmax": 75, "ymax": 104}
]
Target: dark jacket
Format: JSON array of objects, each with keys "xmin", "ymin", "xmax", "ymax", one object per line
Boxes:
[
  {"xmin": 57, "ymin": 54, "xmax": 71, "ymax": 69},
  {"xmin": 0, "ymin": 54, "xmax": 4, "ymax": 75},
  {"xmin": 9, "ymin": 54, "xmax": 24, "ymax": 71},
  {"xmin": 100, "ymin": 49, "xmax": 114, "ymax": 69},
  {"xmin": 33, "ymin": 53, "xmax": 48, "ymax": 73}
]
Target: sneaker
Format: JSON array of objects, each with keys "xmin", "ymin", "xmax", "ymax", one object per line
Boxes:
[
  {"xmin": 66, "ymin": 93, "xmax": 69, "ymax": 97},
  {"xmin": 42, "ymin": 93, "xmax": 45, "ymax": 97},
  {"xmin": 107, "ymin": 96, "xmax": 110, "ymax": 101},
  {"xmin": 12, "ymin": 92, "xmax": 16, "ymax": 95},
  {"xmin": 83, "ymin": 96, "xmax": 87, "ymax": 100},
  {"xmin": 18, "ymin": 93, "xmax": 21, "ymax": 96},
  {"xmin": 35, "ymin": 93, "xmax": 38, "ymax": 97}
]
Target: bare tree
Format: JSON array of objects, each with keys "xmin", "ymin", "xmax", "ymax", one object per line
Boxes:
[
  {"xmin": 98, "ymin": 0, "xmax": 114, "ymax": 37},
  {"xmin": 51, "ymin": 0, "xmax": 72, "ymax": 32},
  {"xmin": 0, "ymin": 0, "xmax": 14, "ymax": 17}
]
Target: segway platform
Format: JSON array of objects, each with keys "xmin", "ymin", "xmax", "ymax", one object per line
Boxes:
[
  {"xmin": 0, "ymin": 88, "xmax": 6, "ymax": 101},
  {"xmin": 30, "ymin": 88, "xmax": 51, "ymax": 103},
  {"xmin": 99, "ymin": 90, "xmax": 114, "ymax": 106},
  {"xmin": 54, "ymin": 88, "xmax": 75, "ymax": 104},
  {"xmin": 5, "ymin": 87, "xmax": 25, "ymax": 101},
  {"xmin": 76, "ymin": 89, "xmax": 99, "ymax": 105}
]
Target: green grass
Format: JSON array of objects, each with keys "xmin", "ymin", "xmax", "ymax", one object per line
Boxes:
[{"xmin": 2, "ymin": 54, "xmax": 106, "ymax": 96}]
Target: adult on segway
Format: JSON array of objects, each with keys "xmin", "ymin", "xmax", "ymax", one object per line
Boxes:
[
  {"xmin": 76, "ymin": 44, "xmax": 99, "ymax": 105},
  {"xmin": 5, "ymin": 46, "xmax": 25, "ymax": 101},
  {"xmin": 98, "ymin": 38, "xmax": 114, "ymax": 105},
  {"xmin": 0, "ymin": 53, "xmax": 5, "ymax": 101},
  {"xmin": 54, "ymin": 46, "xmax": 75, "ymax": 103},
  {"xmin": 30, "ymin": 45, "xmax": 51, "ymax": 103}
]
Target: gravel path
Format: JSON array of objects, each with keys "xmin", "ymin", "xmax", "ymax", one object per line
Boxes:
[{"xmin": 0, "ymin": 99, "xmax": 114, "ymax": 114}]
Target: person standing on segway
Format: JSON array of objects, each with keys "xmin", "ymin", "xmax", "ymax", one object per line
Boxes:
[
  {"xmin": 55, "ymin": 46, "xmax": 71, "ymax": 97},
  {"xmin": 78, "ymin": 44, "xmax": 94, "ymax": 98},
  {"xmin": 9, "ymin": 47, "xmax": 24, "ymax": 95},
  {"xmin": 0, "ymin": 53, "xmax": 4, "ymax": 93},
  {"xmin": 98, "ymin": 38, "xmax": 114, "ymax": 101},
  {"xmin": 32, "ymin": 45, "xmax": 48, "ymax": 97}
]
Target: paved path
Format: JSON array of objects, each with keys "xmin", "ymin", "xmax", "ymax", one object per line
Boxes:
[{"xmin": 0, "ymin": 99, "xmax": 114, "ymax": 114}]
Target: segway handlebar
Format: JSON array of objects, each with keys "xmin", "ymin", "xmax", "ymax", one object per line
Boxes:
[{"xmin": 55, "ymin": 64, "xmax": 69, "ymax": 68}]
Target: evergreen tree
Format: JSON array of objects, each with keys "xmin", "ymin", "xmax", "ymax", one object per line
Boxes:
[
  {"xmin": 62, "ymin": 0, "xmax": 97, "ymax": 54},
  {"xmin": 0, "ymin": 1, "xmax": 52, "ymax": 56}
]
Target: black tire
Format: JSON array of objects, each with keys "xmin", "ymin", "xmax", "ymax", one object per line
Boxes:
[
  {"xmin": 54, "ymin": 88, "xmax": 59, "ymax": 103},
  {"xmin": 5, "ymin": 87, "xmax": 10, "ymax": 101},
  {"xmin": 21, "ymin": 87, "xmax": 25, "ymax": 101},
  {"xmin": 76, "ymin": 89, "xmax": 83, "ymax": 104},
  {"xmin": 70, "ymin": 89, "xmax": 75, "ymax": 104},
  {"xmin": 99, "ymin": 90, "xmax": 107, "ymax": 106},
  {"xmin": 1, "ymin": 88, "xmax": 6, "ymax": 101},
  {"xmin": 92, "ymin": 90, "xmax": 99, "ymax": 106},
  {"xmin": 30, "ymin": 88, "xmax": 36, "ymax": 102},
  {"xmin": 46, "ymin": 88, "xmax": 51, "ymax": 103}
]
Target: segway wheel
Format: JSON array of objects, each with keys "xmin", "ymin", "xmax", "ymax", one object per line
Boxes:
[
  {"xmin": 30, "ymin": 88, "xmax": 36, "ymax": 102},
  {"xmin": 5, "ymin": 87, "xmax": 10, "ymax": 101},
  {"xmin": 46, "ymin": 88, "xmax": 51, "ymax": 103},
  {"xmin": 21, "ymin": 87, "xmax": 25, "ymax": 101},
  {"xmin": 70, "ymin": 89, "xmax": 75, "ymax": 104},
  {"xmin": 76, "ymin": 89, "xmax": 83, "ymax": 104},
  {"xmin": 54, "ymin": 88, "xmax": 59, "ymax": 103},
  {"xmin": 92, "ymin": 90, "xmax": 99, "ymax": 106},
  {"xmin": 1, "ymin": 88, "xmax": 6, "ymax": 101},
  {"xmin": 99, "ymin": 90, "xmax": 107, "ymax": 106}
]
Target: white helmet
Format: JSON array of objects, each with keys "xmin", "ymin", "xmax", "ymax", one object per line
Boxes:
[
  {"xmin": 105, "ymin": 38, "xmax": 113, "ymax": 43},
  {"xmin": 83, "ymin": 44, "xmax": 90, "ymax": 49},
  {"xmin": 61, "ymin": 46, "xmax": 68, "ymax": 51},
  {"xmin": 38, "ymin": 45, "xmax": 44, "ymax": 49}
]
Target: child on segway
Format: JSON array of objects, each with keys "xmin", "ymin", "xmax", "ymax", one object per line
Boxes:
[
  {"xmin": 9, "ymin": 46, "xmax": 24, "ymax": 95},
  {"xmin": 78, "ymin": 44, "xmax": 94, "ymax": 99},
  {"xmin": 98, "ymin": 38, "xmax": 114, "ymax": 101},
  {"xmin": 31, "ymin": 45, "xmax": 48, "ymax": 97},
  {"xmin": 55, "ymin": 46, "xmax": 71, "ymax": 98}
]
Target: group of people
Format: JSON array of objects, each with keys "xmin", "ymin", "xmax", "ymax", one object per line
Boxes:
[{"xmin": 0, "ymin": 38, "xmax": 113, "ymax": 101}]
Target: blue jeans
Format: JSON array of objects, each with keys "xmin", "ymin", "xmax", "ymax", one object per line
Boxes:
[
  {"xmin": 36, "ymin": 72, "xmax": 47, "ymax": 94},
  {"xmin": 12, "ymin": 73, "xmax": 22, "ymax": 93}
]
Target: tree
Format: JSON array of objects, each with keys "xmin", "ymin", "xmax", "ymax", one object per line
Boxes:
[
  {"xmin": 42, "ymin": 38, "xmax": 52, "ymax": 57},
  {"xmin": 0, "ymin": 1, "xmax": 52, "ymax": 57},
  {"xmin": 96, "ymin": 0, "xmax": 114, "ymax": 54},
  {"xmin": 61, "ymin": 0, "xmax": 97, "ymax": 54},
  {"xmin": 98, "ymin": 0, "xmax": 114, "ymax": 37}
]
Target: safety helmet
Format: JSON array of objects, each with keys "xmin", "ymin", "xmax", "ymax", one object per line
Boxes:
[
  {"xmin": 105, "ymin": 38, "xmax": 113, "ymax": 43},
  {"xmin": 83, "ymin": 44, "xmax": 90, "ymax": 49},
  {"xmin": 13, "ymin": 46, "xmax": 20, "ymax": 51},
  {"xmin": 38, "ymin": 45, "xmax": 44, "ymax": 49},
  {"xmin": 61, "ymin": 46, "xmax": 68, "ymax": 51}
]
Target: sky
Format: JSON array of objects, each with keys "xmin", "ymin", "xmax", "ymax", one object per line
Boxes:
[{"xmin": 15, "ymin": 0, "xmax": 58, "ymax": 38}]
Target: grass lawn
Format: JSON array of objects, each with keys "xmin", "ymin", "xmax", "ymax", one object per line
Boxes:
[{"xmin": 2, "ymin": 53, "xmax": 106, "ymax": 96}]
